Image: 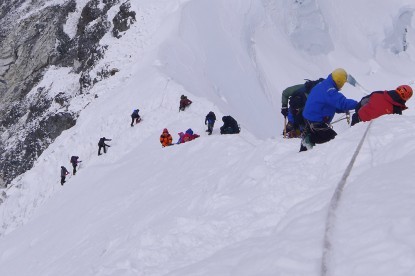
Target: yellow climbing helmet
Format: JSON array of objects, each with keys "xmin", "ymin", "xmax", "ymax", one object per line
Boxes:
[{"xmin": 331, "ymin": 68, "xmax": 348, "ymax": 90}]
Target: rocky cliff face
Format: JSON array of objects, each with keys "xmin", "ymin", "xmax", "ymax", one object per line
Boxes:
[{"xmin": 0, "ymin": 0, "xmax": 136, "ymax": 187}]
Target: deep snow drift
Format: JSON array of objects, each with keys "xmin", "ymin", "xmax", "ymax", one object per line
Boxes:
[{"xmin": 1, "ymin": 0, "xmax": 415, "ymax": 275}]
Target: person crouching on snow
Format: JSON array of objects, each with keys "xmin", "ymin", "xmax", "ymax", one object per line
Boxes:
[
  {"xmin": 179, "ymin": 95, "xmax": 192, "ymax": 111},
  {"xmin": 160, "ymin": 128, "xmax": 173, "ymax": 147}
]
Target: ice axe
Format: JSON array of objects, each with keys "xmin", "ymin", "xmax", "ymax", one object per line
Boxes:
[{"xmin": 347, "ymin": 74, "xmax": 370, "ymax": 95}]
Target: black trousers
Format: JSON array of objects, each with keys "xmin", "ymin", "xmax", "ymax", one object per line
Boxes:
[
  {"xmin": 98, "ymin": 145, "xmax": 107, "ymax": 155},
  {"xmin": 61, "ymin": 176, "xmax": 66, "ymax": 185},
  {"xmin": 131, "ymin": 116, "xmax": 140, "ymax": 126},
  {"xmin": 220, "ymin": 126, "xmax": 239, "ymax": 134},
  {"xmin": 305, "ymin": 120, "xmax": 337, "ymax": 145},
  {"xmin": 207, "ymin": 122, "xmax": 214, "ymax": 134},
  {"xmin": 72, "ymin": 163, "xmax": 77, "ymax": 175}
]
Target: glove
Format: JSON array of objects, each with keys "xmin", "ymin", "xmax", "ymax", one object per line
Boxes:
[{"xmin": 281, "ymin": 106, "xmax": 289, "ymax": 117}]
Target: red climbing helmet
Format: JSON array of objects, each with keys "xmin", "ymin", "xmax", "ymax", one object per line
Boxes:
[{"xmin": 396, "ymin": 85, "xmax": 413, "ymax": 101}]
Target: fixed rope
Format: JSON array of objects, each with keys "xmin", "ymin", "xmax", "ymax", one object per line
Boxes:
[
  {"xmin": 321, "ymin": 121, "xmax": 373, "ymax": 276},
  {"xmin": 331, "ymin": 111, "xmax": 351, "ymax": 125}
]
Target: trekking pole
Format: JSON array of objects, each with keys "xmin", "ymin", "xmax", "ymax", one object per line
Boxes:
[{"xmin": 283, "ymin": 116, "xmax": 287, "ymax": 138}]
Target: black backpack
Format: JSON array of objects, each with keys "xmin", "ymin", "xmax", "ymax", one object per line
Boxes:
[
  {"xmin": 70, "ymin": 156, "xmax": 79, "ymax": 163},
  {"xmin": 224, "ymin": 116, "xmax": 239, "ymax": 133},
  {"xmin": 289, "ymin": 78, "xmax": 324, "ymax": 110},
  {"xmin": 289, "ymin": 91, "xmax": 307, "ymax": 110},
  {"xmin": 304, "ymin": 78, "xmax": 324, "ymax": 94}
]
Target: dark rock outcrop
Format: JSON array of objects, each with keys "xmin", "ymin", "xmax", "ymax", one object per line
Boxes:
[
  {"xmin": 112, "ymin": 2, "xmax": 136, "ymax": 38},
  {"xmin": 0, "ymin": 2, "xmax": 76, "ymax": 113},
  {"xmin": 0, "ymin": 0, "xmax": 136, "ymax": 187},
  {"xmin": 0, "ymin": 112, "xmax": 77, "ymax": 186}
]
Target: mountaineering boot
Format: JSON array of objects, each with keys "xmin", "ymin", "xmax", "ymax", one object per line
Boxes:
[
  {"xmin": 300, "ymin": 134, "xmax": 314, "ymax": 152},
  {"xmin": 299, "ymin": 144, "xmax": 307, "ymax": 152}
]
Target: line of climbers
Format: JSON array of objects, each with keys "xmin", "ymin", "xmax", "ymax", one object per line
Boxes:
[
  {"xmin": 281, "ymin": 68, "xmax": 413, "ymax": 152},
  {"xmin": 61, "ymin": 95, "xmax": 241, "ymax": 184},
  {"xmin": 60, "ymin": 156, "xmax": 82, "ymax": 185},
  {"xmin": 160, "ymin": 95, "xmax": 240, "ymax": 147},
  {"xmin": 60, "ymin": 71, "xmax": 412, "ymax": 183}
]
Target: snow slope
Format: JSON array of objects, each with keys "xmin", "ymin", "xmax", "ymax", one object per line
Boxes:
[{"xmin": 1, "ymin": 0, "xmax": 415, "ymax": 275}]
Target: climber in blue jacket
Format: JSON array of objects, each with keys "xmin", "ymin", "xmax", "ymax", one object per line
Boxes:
[{"xmin": 300, "ymin": 68, "xmax": 358, "ymax": 152}]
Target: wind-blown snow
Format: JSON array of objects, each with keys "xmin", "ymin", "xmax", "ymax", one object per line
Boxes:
[{"xmin": 1, "ymin": 0, "xmax": 415, "ymax": 275}]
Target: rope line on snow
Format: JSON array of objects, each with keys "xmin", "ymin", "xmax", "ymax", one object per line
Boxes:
[{"xmin": 321, "ymin": 121, "xmax": 373, "ymax": 276}]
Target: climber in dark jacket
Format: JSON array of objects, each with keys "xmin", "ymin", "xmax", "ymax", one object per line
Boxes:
[
  {"xmin": 205, "ymin": 111, "xmax": 216, "ymax": 135},
  {"xmin": 61, "ymin": 166, "xmax": 69, "ymax": 186},
  {"xmin": 220, "ymin": 116, "xmax": 240, "ymax": 134},
  {"xmin": 70, "ymin": 156, "xmax": 81, "ymax": 175},
  {"xmin": 130, "ymin": 109, "xmax": 141, "ymax": 127},
  {"xmin": 98, "ymin": 137, "xmax": 112, "ymax": 155},
  {"xmin": 281, "ymin": 78, "xmax": 325, "ymax": 138},
  {"xmin": 179, "ymin": 95, "xmax": 192, "ymax": 111}
]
